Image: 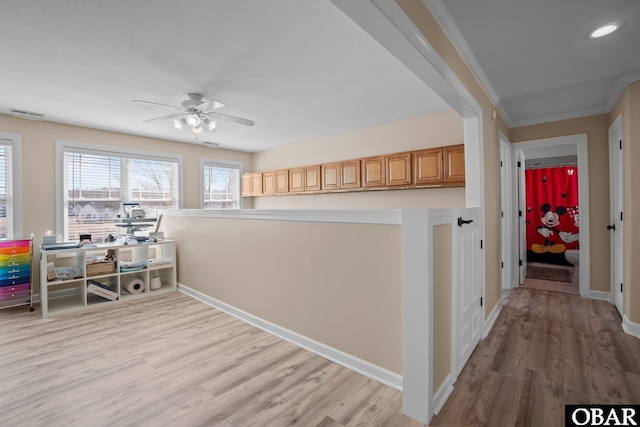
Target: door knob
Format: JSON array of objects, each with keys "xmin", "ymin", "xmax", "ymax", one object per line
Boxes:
[{"xmin": 607, "ymin": 224, "xmax": 616, "ymax": 230}]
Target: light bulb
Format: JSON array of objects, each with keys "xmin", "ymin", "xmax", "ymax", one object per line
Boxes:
[
  {"xmin": 173, "ymin": 118, "xmax": 184, "ymax": 130},
  {"xmin": 207, "ymin": 120, "xmax": 217, "ymax": 131},
  {"xmin": 186, "ymin": 114, "xmax": 201, "ymax": 127},
  {"xmin": 192, "ymin": 125, "xmax": 204, "ymax": 135}
]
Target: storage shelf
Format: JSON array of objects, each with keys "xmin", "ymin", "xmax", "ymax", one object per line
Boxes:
[{"xmin": 40, "ymin": 240, "xmax": 175, "ymax": 318}]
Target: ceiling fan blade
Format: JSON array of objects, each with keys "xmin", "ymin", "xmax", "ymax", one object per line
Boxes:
[
  {"xmin": 206, "ymin": 111, "xmax": 255, "ymax": 127},
  {"xmin": 143, "ymin": 112, "xmax": 185, "ymax": 123},
  {"xmin": 132, "ymin": 100, "xmax": 182, "ymax": 110},
  {"xmin": 199, "ymin": 99, "xmax": 226, "ymax": 111}
]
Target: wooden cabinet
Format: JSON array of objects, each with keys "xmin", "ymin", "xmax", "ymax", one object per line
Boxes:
[
  {"xmin": 262, "ymin": 172, "xmax": 276, "ymax": 196},
  {"xmin": 289, "ymin": 168, "xmax": 305, "ymax": 193},
  {"xmin": 413, "ymin": 148, "xmax": 444, "ymax": 185},
  {"xmin": 241, "ymin": 173, "xmax": 252, "ymax": 197},
  {"xmin": 362, "ymin": 156, "xmax": 386, "ymax": 188},
  {"xmin": 444, "ymin": 144, "xmax": 465, "ymax": 184},
  {"xmin": 341, "ymin": 160, "xmax": 361, "ymax": 189},
  {"xmin": 275, "ymin": 170, "xmax": 289, "ymax": 194},
  {"xmin": 386, "ymin": 153, "xmax": 412, "ymax": 186},
  {"xmin": 251, "ymin": 173, "xmax": 263, "ymax": 196},
  {"xmin": 305, "ymin": 165, "xmax": 321, "ymax": 192},
  {"xmin": 322, "ymin": 163, "xmax": 341, "ymax": 190}
]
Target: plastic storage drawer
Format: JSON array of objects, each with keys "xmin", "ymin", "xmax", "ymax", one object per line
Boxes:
[
  {"xmin": 0, "ymin": 289, "xmax": 30, "ymax": 300},
  {"xmin": 0, "ymin": 283, "xmax": 30, "ymax": 293}
]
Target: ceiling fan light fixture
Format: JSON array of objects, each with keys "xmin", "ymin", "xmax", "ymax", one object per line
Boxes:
[
  {"xmin": 207, "ymin": 120, "xmax": 217, "ymax": 131},
  {"xmin": 173, "ymin": 118, "xmax": 186, "ymax": 130},
  {"xmin": 192, "ymin": 125, "xmax": 204, "ymax": 135},
  {"xmin": 186, "ymin": 113, "xmax": 201, "ymax": 127},
  {"xmin": 587, "ymin": 21, "xmax": 625, "ymax": 39}
]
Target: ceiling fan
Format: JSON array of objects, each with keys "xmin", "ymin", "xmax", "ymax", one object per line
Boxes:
[{"xmin": 133, "ymin": 93, "xmax": 255, "ymax": 137}]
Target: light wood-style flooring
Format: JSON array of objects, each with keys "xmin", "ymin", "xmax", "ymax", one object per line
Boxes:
[
  {"xmin": 431, "ymin": 287, "xmax": 640, "ymax": 427},
  {"xmin": 0, "ymin": 292, "xmax": 421, "ymax": 427}
]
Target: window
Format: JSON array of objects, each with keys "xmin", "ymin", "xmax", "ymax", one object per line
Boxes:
[
  {"xmin": 0, "ymin": 132, "xmax": 23, "ymax": 238},
  {"xmin": 201, "ymin": 159, "xmax": 242, "ymax": 209},
  {"xmin": 57, "ymin": 141, "xmax": 182, "ymax": 241}
]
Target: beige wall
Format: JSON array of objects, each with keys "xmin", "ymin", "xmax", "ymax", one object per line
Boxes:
[
  {"xmin": 0, "ymin": 113, "xmax": 253, "ymax": 292},
  {"xmin": 610, "ymin": 81, "xmax": 640, "ymax": 322},
  {"xmin": 433, "ymin": 223, "xmax": 452, "ymax": 392},
  {"xmin": 252, "ymin": 110, "xmax": 466, "ymax": 210},
  {"xmin": 162, "ymin": 215, "xmax": 404, "ymax": 374},
  {"xmin": 511, "ymin": 114, "xmax": 611, "ymax": 292},
  {"xmin": 397, "ymin": 0, "xmax": 511, "ymax": 319}
]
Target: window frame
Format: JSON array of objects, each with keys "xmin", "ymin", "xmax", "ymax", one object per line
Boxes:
[
  {"xmin": 0, "ymin": 131, "xmax": 23, "ymax": 238},
  {"xmin": 200, "ymin": 158, "xmax": 243, "ymax": 209},
  {"xmin": 55, "ymin": 140, "xmax": 183, "ymax": 240}
]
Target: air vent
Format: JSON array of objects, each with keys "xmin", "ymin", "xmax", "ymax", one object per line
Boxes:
[
  {"xmin": 9, "ymin": 108, "xmax": 45, "ymax": 121},
  {"xmin": 203, "ymin": 141, "xmax": 220, "ymax": 149}
]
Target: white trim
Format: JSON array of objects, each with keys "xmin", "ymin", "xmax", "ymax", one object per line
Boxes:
[
  {"xmin": 605, "ymin": 69, "xmax": 640, "ymax": 113},
  {"xmin": 589, "ymin": 290, "xmax": 612, "ymax": 302},
  {"xmin": 424, "ymin": 0, "xmax": 511, "ymax": 126},
  {"xmin": 0, "ymin": 131, "xmax": 23, "ymax": 237},
  {"xmin": 512, "ymin": 134, "xmax": 590, "ymax": 298},
  {"xmin": 483, "ymin": 301, "xmax": 502, "ymax": 338},
  {"xmin": 55, "ymin": 139, "xmax": 185, "ymax": 238},
  {"xmin": 622, "ymin": 315, "xmax": 640, "ymax": 339},
  {"xmin": 161, "ymin": 208, "xmax": 402, "ymax": 225},
  {"xmin": 178, "ymin": 283, "xmax": 403, "ymax": 391},
  {"xmin": 609, "ymin": 115, "xmax": 624, "ymax": 317},
  {"xmin": 433, "ymin": 373, "xmax": 454, "ymax": 416},
  {"xmin": 199, "ymin": 157, "xmax": 243, "ymax": 209},
  {"xmin": 500, "ymin": 132, "xmax": 516, "ymax": 290}
]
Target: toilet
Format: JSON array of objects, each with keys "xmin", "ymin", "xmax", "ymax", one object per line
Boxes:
[{"xmin": 565, "ymin": 249, "xmax": 580, "ymax": 277}]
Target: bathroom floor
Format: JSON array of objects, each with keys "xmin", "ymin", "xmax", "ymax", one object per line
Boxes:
[{"xmin": 523, "ymin": 263, "xmax": 579, "ymax": 295}]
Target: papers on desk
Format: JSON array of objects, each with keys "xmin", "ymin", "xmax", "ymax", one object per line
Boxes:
[{"xmin": 119, "ymin": 260, "xmax": 147, "ymax": 272}]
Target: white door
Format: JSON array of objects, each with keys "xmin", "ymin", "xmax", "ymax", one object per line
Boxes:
[
  {"xmin": 455, "ymin": 208, "xmax": 482, "ymax": 373},
  {"xmin": 610, "ymin": 120, "xmax": 624, "ymax": 315},
  {"xmin": 516, "ymin": 150, "xmax": 527, "ymax": 284},
  {"xmin": 500, "ymin": 139, "xmax": 510, "ymax": 290}
]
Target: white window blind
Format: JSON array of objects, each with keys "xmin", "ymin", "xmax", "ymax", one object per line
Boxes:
[
  {"xmin": 202, "ymin": 160, "xmax": 241, "ymax": 209},
  {"xmin": 62, "ymin": 146, "xmax": 180, "ymax": 241},
  {"xmin": 0, "ymin": 141, "xmax": 14, "ymax": 238}
]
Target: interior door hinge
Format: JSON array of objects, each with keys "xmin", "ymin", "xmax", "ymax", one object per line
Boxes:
[
  {"xmin": 480, "ymin": 297, "xmax": 484, "ymax": 307},
  {"xmin": 500, "ymin": 160, "xmax": 503, "ymax": 167},
  {"xmin": 517, "ymin": 161, "xmax": 521, "ymax": 168},
  {"xmin": 480, "ymin": 240, "xmax": 483, "ymax": 249},
  {"xmin": 519, "ymin": 259, "xmax": 523, "ymax": 266},
  {"xmin": 621, "ymin": 212, "xmax": 623, "ymax": 221},
  {"xmin": 519, "ymin": 210, "xmax": 522, "ymax": 217},
  {"xmin": 501, "ymin": 262, "xmax": 504, "ymax": 268},
  {"xmin": 620, "ymin": 140, "xmax": 622, "ymax": 149},
  {"xmin": 621, "ymin": 283, "xmax": 624, "ymax": 293},
  {"xmin": 501, "ymin": 211, "xmax": 504, "ymax": 218}
]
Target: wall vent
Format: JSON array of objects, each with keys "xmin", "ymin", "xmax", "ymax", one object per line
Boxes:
[{"xmin": 9, "ymin": 108, "xmax": 45, "ymax": 121}]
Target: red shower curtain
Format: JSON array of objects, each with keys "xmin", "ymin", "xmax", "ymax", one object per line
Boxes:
[{"xmin": 525, "ymin": 166, "xmax": 579, "ymax": 264}]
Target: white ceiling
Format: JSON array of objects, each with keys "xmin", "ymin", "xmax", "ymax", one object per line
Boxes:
[
  {"xmin": 430, "ymin": 0, "xmax": 640, "ymax": 127},
  {"xmin": 0, "ymin": 0, "xmax": 451, "ymax": 152}
]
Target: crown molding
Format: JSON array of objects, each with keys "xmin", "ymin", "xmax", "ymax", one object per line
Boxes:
[
  {"xmin": 423, "ymin": 0, "xmax": 512, "ymax": 126},
  {"xmin": 605, "ymin": 68, "xmax": 640, "ymax": 112},
  {"xmin": 510, "ymin": 105, "xmax": 611, "ymax": 128}
]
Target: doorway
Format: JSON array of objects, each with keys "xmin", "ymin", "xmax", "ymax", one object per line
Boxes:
[{"xmin": 512, "ymin": 134, "xmax": 590, "ymax": 297}]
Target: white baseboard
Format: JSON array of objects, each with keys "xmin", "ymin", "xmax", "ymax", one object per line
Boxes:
[
  {"xmin": 622, "ymin": 315, "xmax": 640, "ymax": 339},
  {"xmin": 178, "ymin": 284, "xmax": 403, "ymax": 391},
  {"xmin": 590, "ymin": 290, "xmax": 612, "ymax": 302},
  {"xmin": 483, "ymin": 302, "xmax": 502, "ymax": 338},
  {"xmin": 433, "ymin": 373, "xmax": 454, "ymax": 415}
]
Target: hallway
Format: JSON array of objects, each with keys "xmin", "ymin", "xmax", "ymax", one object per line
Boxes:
[{"xmin": 431, "ymin": 287, "xmax": 640, "ymax": 427}]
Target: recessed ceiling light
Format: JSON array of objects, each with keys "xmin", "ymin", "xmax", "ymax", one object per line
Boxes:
[{"xmin": 588, "ymin": 21, "xmax": 625, "ymax": 39}]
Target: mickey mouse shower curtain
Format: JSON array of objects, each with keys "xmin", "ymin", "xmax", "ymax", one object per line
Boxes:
[{"xmin": 525, "ymin": 166, "xmax": 579, "ymax": 265}]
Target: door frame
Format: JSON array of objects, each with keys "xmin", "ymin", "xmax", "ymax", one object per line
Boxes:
[
  {"xmin": 609, "ymin": 115, "xmax": 624, "ymax": 314},
  {"xmin": 499, "ymin": 132, "xmax": 516, "ymax": 290},
  {"xmin": 512, "ymin": 134, "xmax": 590, "ymax": 297}
]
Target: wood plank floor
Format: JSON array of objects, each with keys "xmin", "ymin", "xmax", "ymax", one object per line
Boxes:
[
  {"xmin": 431, "ymin": 287, "xmax": 640, "ymax": 427},
  {"xmin": 0, "ymin": 292, "xmax": 422, "ymax": 427}
]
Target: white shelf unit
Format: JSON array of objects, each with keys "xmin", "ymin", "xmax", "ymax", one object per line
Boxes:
[{"xmin": 39, "ymin": 240, "xmax": 176, "ymax": 318}]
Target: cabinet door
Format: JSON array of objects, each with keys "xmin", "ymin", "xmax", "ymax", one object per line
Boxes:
[
  {"xmin": 386, "ymin": 153, "xmax": 412, "ymax": 186},
  {"xmin": 444, "ymin": 144, "xmax": 466, "ymax": 184},
  {"xmin": 275, "ymin": 170, "xmax": 289, "ymax": 194},
  {"xmin": 263, "ymin": 172, "xmax": 276, "ymax": 195},
  {"xmin": 241, "ymin": 173, "xmax": 252, "ymax": 197},
  {"xmin": 341, "ymin": 160, "xmax": 361, "ymax": 189},
  {"xmin": 289, "ymin": 168, "xmax": 305, "ymax": 193},
  {"xmin": 322, "ymin": 163, "xmax": 341, "ymax": 190},
  {"xmin": 362, "ymin": 156, "xmax": 386, "ymax": 188},
  {"xmin": 413, "ymin": 148, "xmax": 444, "ymax": 185},
  {"xmin": 251, "ymin": 173, "xmax": 263, "ymax": 196},
  {"xmin": 305, "ymin": 166, "xmax": 321, "ymax": 192}
]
